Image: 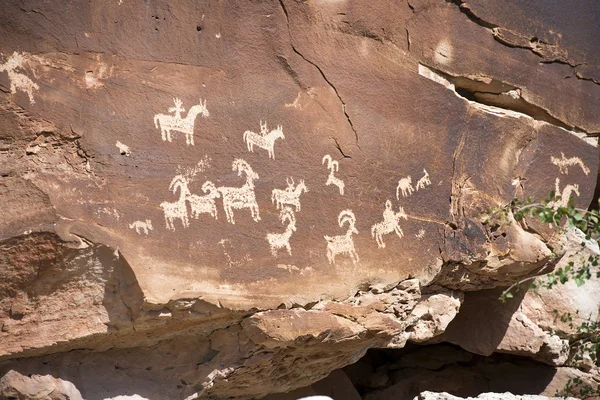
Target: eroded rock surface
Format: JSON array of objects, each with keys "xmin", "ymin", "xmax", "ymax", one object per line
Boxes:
[{"xmin": 1, "ymin": 0, "xmax": 600, "ymax": 398}]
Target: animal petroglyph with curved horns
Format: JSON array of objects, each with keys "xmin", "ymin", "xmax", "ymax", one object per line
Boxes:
[
  {"xmin": 415, "ymin": 169, "xmax": 431, "ymax": 191},
  {"xmin": 371, "ymin": 200, "xmax": 407, "ymax": 248},
  {"xmin": 187, "ymin": 181, "xmax": 220, "ymax": 220},
  {"xmin": 548, "ymin": 177, "xmax": 580, "ymax": 209},
  {"xmin": 266, "ymin": 207, "xmax": 297, "ymax": 257},
  {"xmin": 154, "ymin": 98, "xmax": 209, "ymax": 146},
  {"xmin": 160, "ymin": 175, "xmax": 192, "ymax": 230},
  {"xmin": 271, "ymin": 177, "xmax": 308, "ymax": 211},
  {"xmin": 324, "ymin": 210, "xmax": 359, "ymax": 264},
  {"xmin": 243, "ymin": 121, "xmax": 285, "ymax": 159},
  {"xmin": 322, "ymin": 154, "xmax": 345, "ymax": 195},
  {"xmin": 217, "ymin": 159, "xmax": 260, "ymax": 224}
]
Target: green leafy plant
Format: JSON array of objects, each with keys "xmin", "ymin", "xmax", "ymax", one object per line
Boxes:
[{"xmin": 489, "ymin": 192, "xmax": 600, "ymax": 397}]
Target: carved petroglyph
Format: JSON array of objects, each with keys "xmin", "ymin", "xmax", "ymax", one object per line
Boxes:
[
  {"xmin": 322, "ymin": 155, "xmax": 345, "ymax": 195},
  {"xmin": 187, "ymin": 181, "xmax": 220, "ymax": 220},
  {"xmin": 266, "ymin": 207, "xmax": 297, "ymax": 257},
  {"xmin": 324, "ymin": 210, "xmax": 359, "ymax": 264},
  {"xmin": 551, "ymin": 152, "xmax": 590, "ymax": 176},
  {"xmin": 396, "ymin": 176, "xmax": 414, "ymax": 198},
  {"xmin": 154, "ymin": 98, "xmax": 209, "ymax": 145},
  {"xmin": 548, "ymin": 177, "xmax": 580, "ymax": 209},
  {"xmin": 415, "ymin": 169, "xmax": 431, "ymax": 191},
  {"xmin": 116, "ymin": 141, "xmax": 131, "ymax": 156},
  {"xmin": 371, "ymin": 200, "xmax": 408, "ymax": 249},
  {"xmin": 160, "ymin": 175, "xmax": 191, "ymax": 230},
  {"xmin": 415, "ymin": 229, "xmax": 426, "ymax": 239},
  {"xmin": 271, "ymin": 178, "xmax": 308, "ymax": 211},
  {"xmin": 129, "ymin": 219, "xmax": 153, "ymax": 235},
  {"xmin": 243, "ymin": 121, "xmax": 285, "ymax": 159},
  {"xmin": 0, "ymin": 52, "xmax": 39, "ymax": 103},
  {"xmin": 217, "ymin": 159, "xmax": 260, "ymax": 224}
]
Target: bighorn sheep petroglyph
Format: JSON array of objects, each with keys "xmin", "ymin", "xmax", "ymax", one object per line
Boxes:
[
  {"xmin": 322, "ymin": 154, "xmax": 345, "ymax": 195},
  {"xmin": 217, "ymin": 159, "xmax": 260, "ymax": 224},
  {"xmin": 187, "ymin": 181, "xmax": 220, "ymax": 220},
  {"xmin": 160, "ymin": 175, "xmax": 191, "ymax": 230},
  {"xmin": 324, "ymin": 210, "xmax": 359, "ymax": 264},
  {"xmin": 266, "ymin": 207, "xmax": 297, "ymax": 257}
]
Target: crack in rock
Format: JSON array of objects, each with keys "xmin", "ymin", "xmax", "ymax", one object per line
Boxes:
[
  {"xmin": 278, "ymin": 0, "xmax": 361, "ymax": 148},
  {"xmin": 418, "ymin": 64, "xmax": 599, "ymax": 145},
  {"xmin": 447, "ymin": 0, "xmax": 600, "ymax": 86}
]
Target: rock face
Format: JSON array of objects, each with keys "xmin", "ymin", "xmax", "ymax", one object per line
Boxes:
[{"xmin": 1, "ymin": 0, "xmax": 599, "ymax": 398}]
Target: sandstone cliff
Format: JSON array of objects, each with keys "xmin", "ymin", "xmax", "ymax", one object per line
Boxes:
[{"xmin": 1, "ymin": 0, "xmax": 599, "ymax": 399}]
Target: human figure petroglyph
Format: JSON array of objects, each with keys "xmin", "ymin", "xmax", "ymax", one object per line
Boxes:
[
  {"xmin": 160, "ymin": 175, "xmax": 191, "ymax": 230},
  {"xmin": 396, "ymin": 176, "xmax": 414, "ymax": 198},
  {"xmin": 217, "ymin": 159, "xmax": 260, "ymax": 224},
  {"xmin": 322, "ymin": 154, "xmax": 345, "ymax": 195},
  {"xmin": 129, "ymin": 219, "xmax": 153, "ymax": 235},
  {"xmin": 415, "ymin": 169, "xmax": 431, "ymax": 191},
  {"xmin": 266, "ymin": 207, "xmax": 297, "ymax": 257},
  {"xmin": 271, "ymin": 178, "xmax": 308, "ymax": 211},
  {"xmin": 371, "ymin": 200, "xmax": 408, "ymax": 248},
  {"xmin": 243, "ymin": 121, "xmax": 285, "ymax": 159},
  {"xmin": 0, "ymin": 52, "xmax": 39, "ymax": 103},
  {"xmin": 548, "ymin": 177, "xmax": 580, "ymax": 209},
  {"xmin": 551, "ymin": 152, "xmax": 590, "ymax": 176},
  {"xmin": 324, "ymin": 210, "xmax": 359, "ymax": 265},
  {"xmin": 187, "ymin": 181, "xmax": 220, "ymax": 220},
  {"xmin": 154, "ymin": 98, "xmax": 209, "ymax": 145}
]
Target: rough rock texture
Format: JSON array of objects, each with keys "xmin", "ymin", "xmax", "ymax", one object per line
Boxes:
[{"xmin": 1, "ymin": 0, "xmax": 600, "ymax": 398}]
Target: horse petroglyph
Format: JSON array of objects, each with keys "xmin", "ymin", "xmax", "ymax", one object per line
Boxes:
[
  {"xmin": 129, "ymin": 219, "xmax": 153, "ymax": 235},
  {"xmin": 160, "ymin": 175, "xmax": 191, "ymax": 230},
  {"xmin": 243, "ymin": 121, "xmax": 285, "ymax": 159},
  {"xmin": 322, "ymin": 154, "xmax": 345, "ymax": 195},
  {"xmin": 217, "ymin": 159, "xmax": 260, "ymax": 224},
  {"xmin": 266, "ymin": 207, "xmax": 297, "ymax": 257},
  {"xmin": 371, "ymin": 200, "xmax": 408, "ymax": 248},
  {"xmin": 154, "ymin": 98, "xmax": 209, "ymax": 145},
  {"xmin": 415, "ymin": 169, "xmax": 431, "ymax": 191},
  {"xmin": 324, "ymin": 210, "xmax": 359, "ymax": 265},
  {"xmin": 0, "ymin": 52, "xmax": 39, "ymax": 103},
  {"xmin": 396, "ymin": 176, "xmax": 414, "ymax": 198},
  {"xmin": 551, "ymin": 153, "xmax": 590, "ymax": 176},
  {"xmin": 271, "ymin": 178, "xmax": 308, "ymax": 211},
  {"xmin": 548, "ymin": 177, "xmax": 580, "ymax": 209},
  {"xmin": 187, "ymin": 181, "xmax": 220, "ymax": 220}
]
